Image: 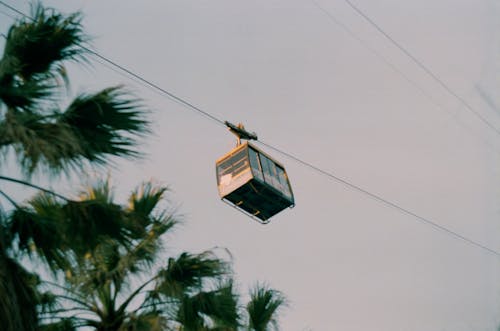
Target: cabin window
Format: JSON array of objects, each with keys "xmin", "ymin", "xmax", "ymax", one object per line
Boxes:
[
  {"xmin": 260, "ymin": 154, "xmax": 281, "ymax": 191},
  {"xmin": 276, "ymin": 165, "xmax": 292, "ymax": 198},
  {"xmin": 260, "ymin": 154, "xmax": 272, "ymax": 183},
  {"xmin": 248, "ymin": 148, "xmax": 263, "ymax": 181},
  {"xmin": 216, "ymin": 148, "xmax": 249, "ymax": 185}
]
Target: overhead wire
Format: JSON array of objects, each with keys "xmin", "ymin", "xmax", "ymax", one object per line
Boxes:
[
  {"xmin": 309, "ymin": 0, "xmax": 500, "ymax": 157},
  {"xmin": 1, "ymin": 1, "xmax": 499, "ymax": 259},
  {"xmin": 0, "ymin": 1, "xmax": 227, "ymax": 128},
  {"xmin": 310, "ymin": 0, "xmax": 443, "ymax": 110},
  {"xmin": 340, "ymin": 0, "xmax": 500, "ymax": 137},
  {"xmin": 0, "ymin": 8, "xmax": 16, "ymax": 38},
  {"xmin": 83, "ymin": 49, "xmax": 227, "ymax": 128},
  {"xmin": 0, "ymin": 6, "xmax": 16, "ymax": 20},
  {"xmin": 257, "ymin": 140, "xmax": 500, "ymax": 258}
]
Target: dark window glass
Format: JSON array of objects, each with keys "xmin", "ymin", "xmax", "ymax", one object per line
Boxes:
[
  {"xmin": 260, "ymin": 154, "xmax": 281, "ymax": 190},
  {"xmin": 248, "ymin": 148, "xmax": 263, "ymax": 181},
  {"xmin": 276, "ymin": 165, "xmax": 292, "ymax": 198},
  {"xmin": 260, "ymin": 154, "xmax": 272, "ymax": 183}
]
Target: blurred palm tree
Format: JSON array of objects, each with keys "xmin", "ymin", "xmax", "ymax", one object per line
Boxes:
[
  {"xmin": 0, "ymin": 4, "xmax": 287, "ymax": 331},
  {"xmin": 0, "ymin": 4, "xmax": 149, "ymax": 174},
  {"xmin": 246, "ymin": 285, "xmax": 287, "ymax": 331},
  {"xmin": 0, "ymin": 4, "xmax": 148, "ymax": 331},
  {"xmin": 12, "ymin": 181, "xmax": 238, "ymax": 331},
  {"xmin": 10, "ymin": 181, "xmax": 286, "ymax": 331}
]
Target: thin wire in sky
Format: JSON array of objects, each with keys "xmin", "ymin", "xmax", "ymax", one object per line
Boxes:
[
  {"xmin": 0, "ymin": 8, "xmax": 14, "ymax": 21},
  {"xmin": 310, "ymin": 0, "xmax": 445, "ymax": 118},
  {"xmin": 340, "ymin": 0, "xmax": 500, "ymax": 137},
  {"xmin": 1, "ymin": 1, "xmax": 499, "ymax": 259},
  {"xmin": 0, "ymin": 1, "xmax": 226, "ymax": 127},
  {"xmin": 309, "ymin": 0, "xmax": 500, "ymax": 158},
  {"xmin": 257, "ymin": 140, "xmax": 500, "ymax": 258}
]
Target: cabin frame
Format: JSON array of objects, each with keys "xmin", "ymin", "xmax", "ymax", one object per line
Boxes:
[{"xmin": 216, "ymin": 142, "xmax": 294, "ymax": 223}]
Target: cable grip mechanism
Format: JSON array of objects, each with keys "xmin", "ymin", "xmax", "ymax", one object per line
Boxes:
[{"xmin": 225, "ymin": 121, "xmax": 258, "ymax": 146}]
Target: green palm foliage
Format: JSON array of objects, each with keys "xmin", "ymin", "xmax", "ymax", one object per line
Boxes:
[
  {"xmin": 16, "ymin": 181, "xmax": 239, "ymax": 331},
  {"xmin": 246, "ymin": 285, "xmax": 287, "ymax": 331},
  {"xmin": 0, "ymin": 4, "xmax": 148, "ymax": 174},
  {"xmin": 5, "ymin": 179, "xmax": 287, "ymax": 331},
  {"xmin": 0, "ymin": 4, "xmax": 149, "ymax": 331},
  {"xmin": 0, "ymin": 4, "xmax": 288, "ymax": 331}
]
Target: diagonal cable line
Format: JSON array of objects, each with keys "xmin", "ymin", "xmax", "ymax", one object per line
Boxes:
[
  {"xmin": 309, "ymin": 0, "xmax": 500, "ymax": 157},
  {"xmin": 1, "ymin": 1, "xmax": 499, "ymax": 259},
  {"xmin": 311, "ymin": 0, "xmax": 445, "ymax": 120},
  {"xmin": 0, "ymin": 1, "xmax": 226, "ymax": 127},
  {"xmin": 342, "ymin": 0, "xmax": 500, "ymax": 136},
  {"xmin": 84, "ymin": 49, "xmax": 227, "ymax": 127},
  {"xmin": 257, "ymin": 140, "xmax": 500, "ymax": 258}
]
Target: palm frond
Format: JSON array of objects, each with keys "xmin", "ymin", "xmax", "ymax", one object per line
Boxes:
[
  {"xmin": 8, "ymin": 190, "xmax": 130, "ymax": 270},
  {"xmin": 247, "ymin": 284, "xmax": 287, "ymax": 331},
  {"xmin": 128, "ymin": 182, "xmax": 168, "ymax": 224},
  {"xmin": 70, "ymin": 239, "xmax": 122, "ymax": 294},
  {"xmin": 2, "ymin": 4, "xmax": 86, "ymax": 80},
  {"xmin": 37, "ymin": 290, "xmax": 60, "ymax": 314},
  {"xmin": 2, "ymin": 85, "xmax": 149, "ymax": 173},
  {"xmin": 175, "ymin": 294, "xmax": 204, "ymax": 331},
  {"xmin": 62, "ymin": 198, "xmax": 130, "ymax": 256},
  {"xmin": 0, "ymin": 254, "xmax": 40, "ymax": 331},
  {"xmin": 8, "ymin": 197, "xmax": 69, "ymax": 270},
  {"xmin": 79, "ymin": 178, "xmax": 111, "ymax": 200},
  {"xmin": 1, "ymin": 110, "xmax": 82, "ymax": 173},
  {"xmin": 60, "ymin": 86, "xmax": 150, "ymax": 164},
  {"xmin": 38, "ymin": 318, "xmax": 77, "ymax": 331},
  {"xmin": 120, "ymin": 312, "xmax": 168, "ymax": 331},
  {"xmin": 0, "ymin": 4, "xmax": 87, "ymax": 110},
  {"xmin": 73, "ymin": 234, "xmax": 160, "ymax": 298},
  {"xmin": 0, "ymin": 76, "xmax": 55, "ymax": 110},
  {"xmin": 0, "ymin": 5, "xmax": 149, "ymax": 174},
  {"xmin": 127, "ymin": 182, "xmax": 178, "ymax": 240},
  {"xmin": 154, "ymin": 252, "xmax": 229, "ymax": 299},
  {"xmin": 175, "ymin": 282, "xmax": 239, "ymax": 331},
  {"xmin": 189, "ymin": 282, "xmax": 240, "ymax": 330}
]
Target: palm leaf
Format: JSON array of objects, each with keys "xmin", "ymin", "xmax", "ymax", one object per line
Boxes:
[
  {"xmin": 153, "ymin": 252, "xmax": 229, "ymax": 299},
  {"xmin": 191, "ymin": 282, "xmax": 240, "ymax": 329},
  {"xmin": 2, "ymin": 85, "xmax": 149, "ymax": 173},
  {"xmin": 246, "ymin": 285, "xmax": 287, "ymax": 331},
  {"xmin": 0, "ymin": 77, "xmax": 55, "ymax": 110},
  {"xmin": 1, "ymin": 4, "xmax": 85, "ymax": 80},
  {"xmin": 59, "ymin": 86, "xmax": 150, "ymax": 164},
  {"xmin": 0, "ymin": 5, "xmax": 149, "ymax": 174},
  {"xmin": 38, "ymin": 318, "xmax": 76, "ymax": 331},
  {"xmin": 175, "ymin": 282, "xmax": 239, "ymax": 331},
  {"xmin": 0, "ymin": 253, "xmax": 40, "ymax": 331},
  {"xmin": 128, "ymin": 182, "xmax": 169, "ymax": 227},
  {"xmin": 8, "ymin": 196, "xmax": 69, "ymax": 270},
  {"xmin": 1, "ymin": 110, "xmax": 82, "ymax": 173},
  {"xmin": 120, "ymin": 312, "xmax": 167, "ymax": 331},
  {"xmin": 0, "ymin": 4, "xmax": 86, "ymax": 110},
  {"xmin": 62, "ymin": 198, "xmax": 132, "ymax": 256}
]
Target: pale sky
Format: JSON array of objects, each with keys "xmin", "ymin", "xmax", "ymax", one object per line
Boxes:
[{"xmin": 2, "ymin": 0, "xmax": 500, "ymax": 330}]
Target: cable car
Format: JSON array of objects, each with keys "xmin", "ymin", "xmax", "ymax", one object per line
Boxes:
[{"xmin": 216, "ymin": 122, "xmax": 294, "ymax": 223}]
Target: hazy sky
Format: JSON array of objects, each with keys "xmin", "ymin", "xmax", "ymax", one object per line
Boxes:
[{"xmin": 2, "ymin": 0, "xmax": 500, "ymax": 330}]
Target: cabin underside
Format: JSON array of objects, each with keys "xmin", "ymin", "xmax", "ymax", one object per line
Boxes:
[{"xmin": 222, "ymin": 178, "xmax": 294, "ymax": 222}]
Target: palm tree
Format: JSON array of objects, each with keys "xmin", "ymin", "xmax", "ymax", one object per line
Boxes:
[
  {"xmin": 246, "ymin": 285, "xmax": 287, "ymax": 331},
  {"xmin": 0, "ymin": 4, "xmax": 288, "ymax": 331},
  {"xmin": 9, "ymin": 180, "xmax": 286, "ymax": 331},
  {"xmin": 0, "ymin": 4, "xmax": 148, "ymax": 331},
  {"xmin": 10, "ymin": 180, "xmax": 285, "ymax": 331},
  {"xmin": 0, "ymin": 4, "xmax": 148, "ymax": 175}
]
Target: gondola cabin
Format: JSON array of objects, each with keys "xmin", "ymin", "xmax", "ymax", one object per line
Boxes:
[{"xmin": 216, "ymin": 142, "xmax": 294, "ymax": 223}]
